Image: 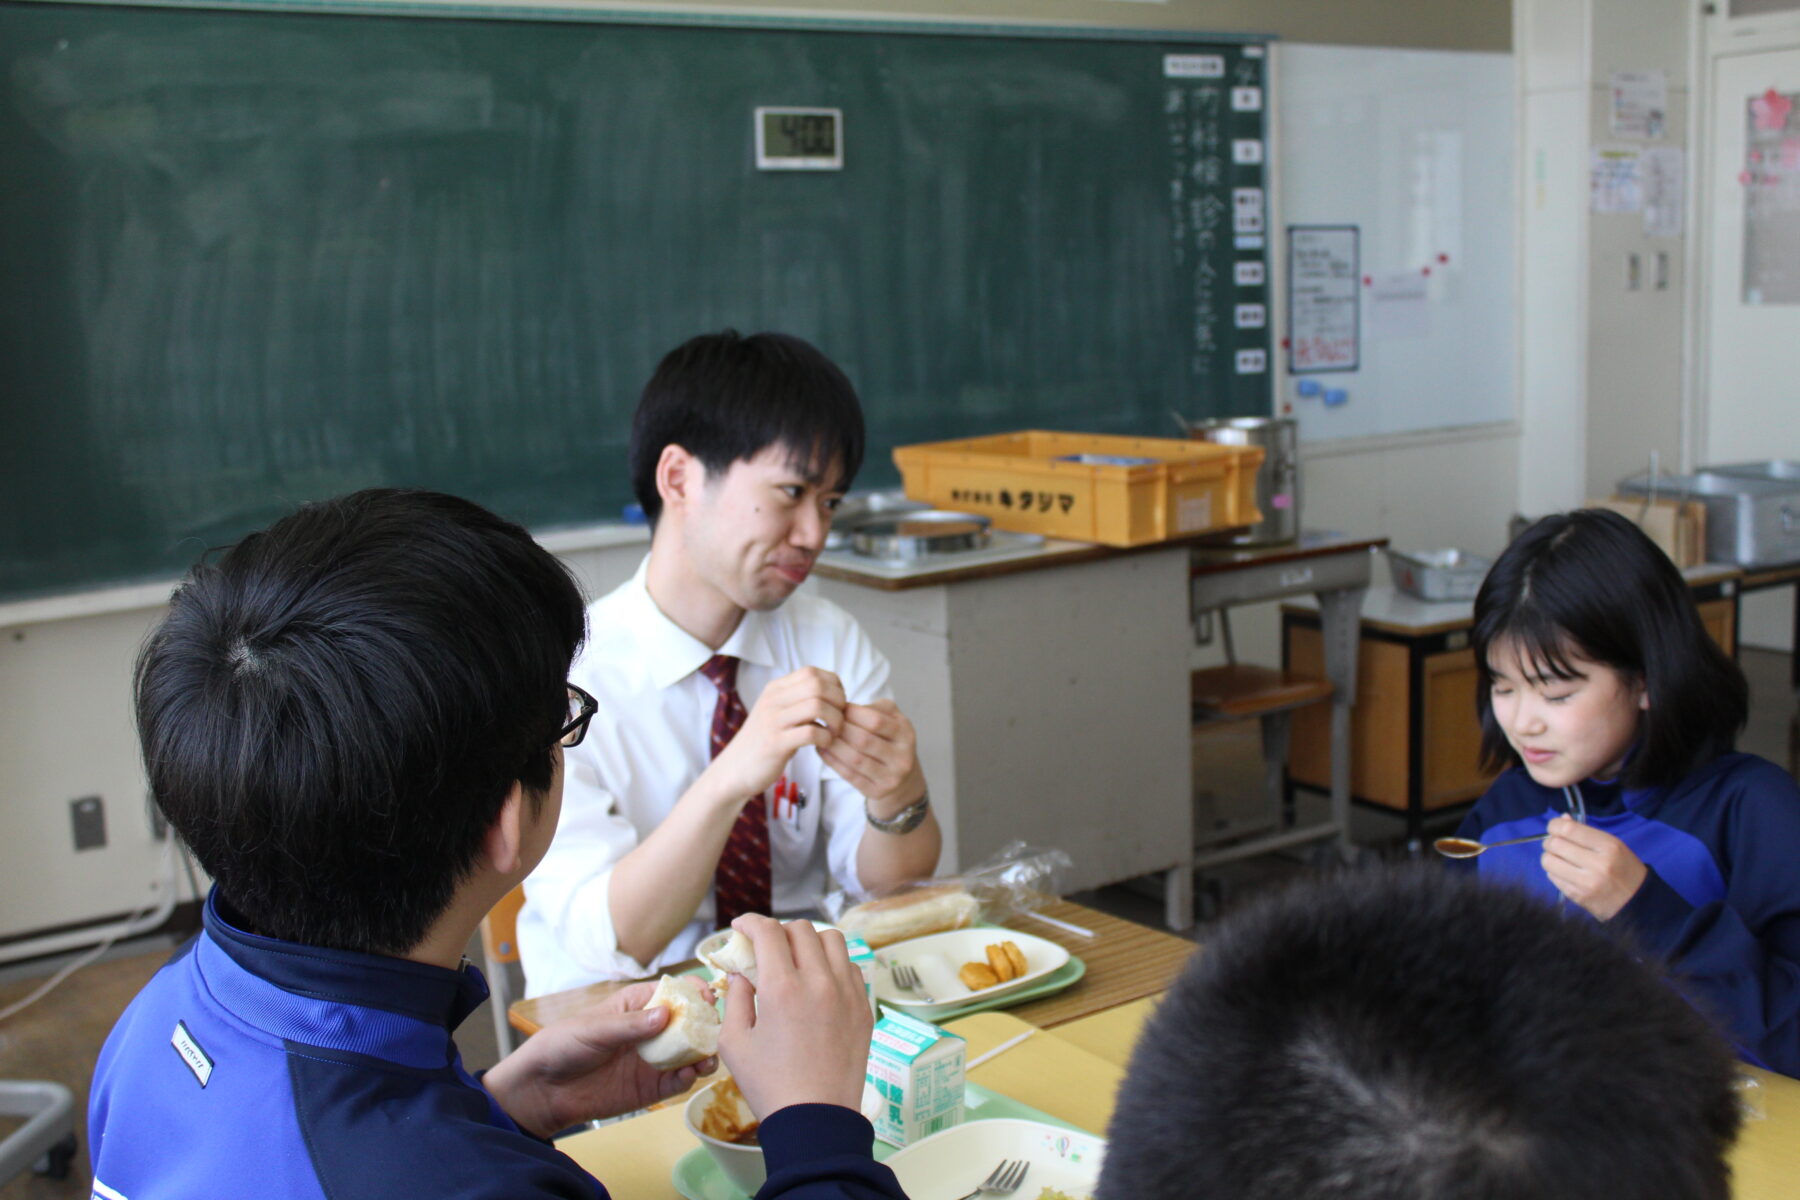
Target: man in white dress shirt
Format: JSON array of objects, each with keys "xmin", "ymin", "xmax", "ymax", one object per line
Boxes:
[{"xmin": 518, "ymin": 331, "xmax": 942, "ymax": 993}]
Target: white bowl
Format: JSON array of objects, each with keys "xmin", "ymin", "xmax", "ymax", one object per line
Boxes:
[
  {"xmin": 683, "ymin": 1079, "xmax": 765, "ymax": 1195},
  {"xmin": 873, "ymin": 928, "xmax": 1071, "ymax": 1021},
  {"xmin": 883, "ymin": 1117, "xmax": 1106, "ymax": 1199}
]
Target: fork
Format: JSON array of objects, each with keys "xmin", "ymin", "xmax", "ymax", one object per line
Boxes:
[
  {"xmin": 889, "ymin": 961, "xmax": 935, "ymax": 1002},
  {"xmin": 953, "ymin": 1158, "xmax": 1029, "ymax": 1200}
]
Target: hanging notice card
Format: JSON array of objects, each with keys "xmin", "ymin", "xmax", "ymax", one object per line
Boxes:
[{"xmin": 1287, "ymin": 225, "xmax": 1359, "ymax": 372}]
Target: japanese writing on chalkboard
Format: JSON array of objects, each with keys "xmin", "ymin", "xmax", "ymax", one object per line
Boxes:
[
  {"xmin": 950, "ymin": 488, "xmax": 1076, "ymax": 515},
  {"xmin": 1163, "ymin": 43, "xmax": 1270, "ymax": 391}
]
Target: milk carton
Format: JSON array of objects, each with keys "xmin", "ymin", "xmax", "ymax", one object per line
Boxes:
[
  {"xmin": 862, "ymin": 1011, "xmax": 965, "ymax": 1147},
  {"xmin": 844, "ymin": 934, "xmax": 877, "ymax": 1017}
]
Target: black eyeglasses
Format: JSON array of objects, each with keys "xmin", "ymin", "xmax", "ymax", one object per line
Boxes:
[{"xmin": 557, "ymin": 683, "xmax": 598, "ymax": 749}]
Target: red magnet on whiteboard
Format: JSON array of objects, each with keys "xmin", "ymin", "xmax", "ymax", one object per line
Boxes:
[
  {"xmin": 1753, "ymin": 88, "xmax": 1793, "ymax": 133},
  {"xmin": 1422, "ymin": 266, "xmax": 1432, "ymax": 277},
  {"xmin": 1280, "ymin": 337, "xmax": 1291, "ymax": 349},
  {"xmin": 1362, "ymin": 275, "xmax": 1372, "ymax": 286},
  {"xmin": 1437, "ymin": 253, "xmax": 1449, "ymax": 264}
]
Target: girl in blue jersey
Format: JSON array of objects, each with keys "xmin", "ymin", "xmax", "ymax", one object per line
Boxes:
[{"xmin": 1457, "ymin": 507, "xmax": 1800, "ymax": 1078}]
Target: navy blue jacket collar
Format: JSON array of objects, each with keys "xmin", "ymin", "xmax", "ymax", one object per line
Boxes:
[{"xmin": 204, "ymin": 888, "xmax": 490, "ymax": 1033}]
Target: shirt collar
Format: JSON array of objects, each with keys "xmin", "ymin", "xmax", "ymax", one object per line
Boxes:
[{"xmin": 628, "ymin": 554, "xmax": 779, "ymax": 690}]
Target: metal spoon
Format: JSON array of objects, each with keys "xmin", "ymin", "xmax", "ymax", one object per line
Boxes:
[{"xmin": 1433, "ymin": 833, "xmax": 1551, "ymax": 859}]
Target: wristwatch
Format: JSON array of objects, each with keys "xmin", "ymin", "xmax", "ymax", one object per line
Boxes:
[{"xmin": 866, "ymin": 790, "xmax": 931, "ymax": 835}]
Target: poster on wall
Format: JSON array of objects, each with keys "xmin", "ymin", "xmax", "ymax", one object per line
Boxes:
[
  {"xmin": 1286, "ymin": 225, "xmax": 1359, "ymax": 372},
  {"xmin": 1742, "ymin": 87, "xmax": 1800, "ymax": 304}
]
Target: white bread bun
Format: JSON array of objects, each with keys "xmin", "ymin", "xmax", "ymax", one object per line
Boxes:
[
  {"xmin": 836, "ymin": 885, "xmax": 980, "ymax": 948},
  {"xmin": 635, "ymin": 974, "xmax": 720, "ymax": 1070},
  {"xmin": 698, "ymin": 930, "xmax": 759, "ymax": 986}
]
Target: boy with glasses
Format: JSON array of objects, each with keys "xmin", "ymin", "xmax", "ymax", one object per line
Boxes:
[{"xmin": 91, "ymin": 488, "xmax": 906, "ymax": 1200}]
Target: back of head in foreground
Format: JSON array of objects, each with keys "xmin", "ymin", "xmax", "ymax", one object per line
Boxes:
[
  {"xmin": 1098, "ymin": 869, "xmax": 1743, "ymax": 1200},
  {"xmin": 135, "ymin": 487, "xmax": 585, "ymax": 955}
]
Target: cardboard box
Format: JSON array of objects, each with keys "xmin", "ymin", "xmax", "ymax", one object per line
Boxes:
[
  {"xmin": 1587, "ymin": 496, "xmax": 1707, "ymax": 568},
  {"xmin": 862, "ymin": 1011, "xmax": 965, "ymax": 1146}
]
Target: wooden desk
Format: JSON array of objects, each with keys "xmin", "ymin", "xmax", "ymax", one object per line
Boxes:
[
  {"xmin": 507, "ymin": 899, "xmax": 1196, "ymax": 1037},
  {"xmin": 555, "ymin": 991, "xmax": 1800, "ymax": 1200},
  {"xmin": 1182, "ymin": 533, "xmax": 1386, "ymax": 902}
]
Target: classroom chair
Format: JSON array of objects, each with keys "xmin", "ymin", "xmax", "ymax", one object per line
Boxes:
[{"xmin": 479, "ymin": 885, "xmax": 528, "ymax": 1057}]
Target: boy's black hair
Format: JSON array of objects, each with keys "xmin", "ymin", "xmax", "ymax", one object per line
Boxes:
[
  {"xmin": 1471, "ymin": 507, "xmax": 1747, "ymax": 789},
  {"xmin": 1099, "ymin": 869, "xmax": 1742, "ymax": 1200},
  {"xmin": 134, "ymin": 489, "xmax": 585, "ymax": 956},
  {"xmin": 628, "ymin": 330, "xmax": 866, "ymax": 523}
]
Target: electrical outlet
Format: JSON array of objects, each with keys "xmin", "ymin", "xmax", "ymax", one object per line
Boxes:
[{"xmin": 71, "ymin": 794, "xmax": 107, "ymax": 851}]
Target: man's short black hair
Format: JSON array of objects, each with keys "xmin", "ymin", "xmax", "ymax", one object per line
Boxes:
[
  {"xmin": 1473, "ymin": 507, "xmax": 1747, "ymax": 788},
  {"xmin": 1100, "ymin": 869, "xmax": 1742, "ymax": 1200},
  {"xmin": 628, "ymin": 330, "xmax": 866, "ymax": 522},
  {"xmin": 135, "ymin": 489, "xmax": 585, "ymax": 955}
]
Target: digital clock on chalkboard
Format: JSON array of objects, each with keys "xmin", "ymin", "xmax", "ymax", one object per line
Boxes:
[{"xmin": 755, "ymin": 107, "xmax": 843, "ymax": 170}]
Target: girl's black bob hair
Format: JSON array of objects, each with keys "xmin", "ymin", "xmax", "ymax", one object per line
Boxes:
[{"xmin": 1472, "ymin": 508, "xmax": 1747, "ymax": 789}]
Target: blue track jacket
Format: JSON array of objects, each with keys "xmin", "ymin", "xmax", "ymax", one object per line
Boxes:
[
  {"xmin": 1458, "ymin": 753, "xmax": 1800, "ymax": 1078},
  {"xmin": 89, "ymin": 892, "xmax": 908, "ymax": 1199}
]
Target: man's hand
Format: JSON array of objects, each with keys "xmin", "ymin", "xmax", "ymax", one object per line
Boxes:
[
  {"xmin": 481, "ymin": 981, "xmax": 718, "ymax": 1139},
  {"xmin": 718, "ymin": 916, "xmax": 874, "ymax": 1118},
  {"xmin": 1541, "ymin": 815, "xmax": 1648, "ymax": 921},
  {"xmin": 820, "ymin": 699, "xmax": 925, "ymax": 815},
  {"xmin": 702, "ymin": 667, "xmax": 847, "ymax": 808}
]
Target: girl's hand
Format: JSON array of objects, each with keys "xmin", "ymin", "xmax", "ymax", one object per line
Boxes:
[{"xmin": 1541, "ymin": 815, "xmax": 1648, "ymax": 921}]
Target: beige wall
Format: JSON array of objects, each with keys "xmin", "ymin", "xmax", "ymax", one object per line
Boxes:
[{"xmin": 538, "ymin": 0, "xmax": 1510, "ymax": 52}]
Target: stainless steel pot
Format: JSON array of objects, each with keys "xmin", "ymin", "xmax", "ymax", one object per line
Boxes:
[{"xmin": 1185, "ymin": 416, "xmax": 1299, "ymax": 545}]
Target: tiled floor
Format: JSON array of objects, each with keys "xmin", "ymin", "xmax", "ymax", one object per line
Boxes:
[{"xmin": 3, "ymin": 648, "xmax": 1794, "ymax": 1197}]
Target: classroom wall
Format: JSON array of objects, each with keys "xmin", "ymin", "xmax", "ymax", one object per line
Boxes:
[
  {"xmin": 0, "ymin": 0, "xmax": 1516, "ymax": 947},
  {"xmin": 501, "ymin": 0, "xmax": 1511, "ymax": 52}
]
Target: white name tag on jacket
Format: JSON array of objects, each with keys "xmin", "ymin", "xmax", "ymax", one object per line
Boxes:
[{"xmin": 171, "ymin": 1020, "xmax": 214, "ymax": 1088}]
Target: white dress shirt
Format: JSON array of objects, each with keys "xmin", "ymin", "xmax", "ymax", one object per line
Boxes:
[{"xmin": 517, "ymin": 555, "xmax": 890, "ymax": 995}]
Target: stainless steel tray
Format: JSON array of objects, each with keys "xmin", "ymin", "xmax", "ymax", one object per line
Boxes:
[
  {"xmin": 1618, "ymin": 465, "xmax": 1800, "ymax": 567},
  {"xmin": 849, "ymin": 511, "xmax": 992, "ymax": 561},
  {"xmin": 1385, "ymin": 548, "xmax": 1492, "ymax": 602}
]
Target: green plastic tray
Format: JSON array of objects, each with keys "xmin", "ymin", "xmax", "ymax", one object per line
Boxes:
[{"xmin": 670, "ymin": 1081, "xmax": 1091, "ymax": 1200}]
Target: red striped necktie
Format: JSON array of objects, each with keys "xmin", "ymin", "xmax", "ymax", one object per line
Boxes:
[{"xmin": 699, "ymin": 654, "xmax": 771, "ymax": 930}]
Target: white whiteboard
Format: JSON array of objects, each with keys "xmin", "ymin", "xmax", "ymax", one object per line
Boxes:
[{"xmin": 1275, "ymin": 44, "xmax": 1515, "ymax": 439}]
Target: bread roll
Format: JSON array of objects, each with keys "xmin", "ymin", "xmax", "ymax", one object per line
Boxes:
[
  {"xmin": 699, "ymin": 929, "xmax": 759, "ymax": 986},
  {"xmin": 635, "ymin": 974, "xmax": 720, "ymax": 1070},
  {"xmin": 837, "ymin": 885, "xmax": 979, "ymax": 948}
]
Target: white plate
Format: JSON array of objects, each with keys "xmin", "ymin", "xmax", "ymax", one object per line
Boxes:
[
  {"xmin": 883, "ymin": 1117, "xmax": 1105, "ymax": 1200},
  {"xmin": 874, "ymin": 929, "xmax": 1071, "ymax": 1021}
]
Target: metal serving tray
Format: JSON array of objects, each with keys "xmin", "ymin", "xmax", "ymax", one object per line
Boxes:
[
  {"xmin": 1618, "ymin": 464, "xmax": 1800, "ymax": 567},
  {"xmin": 1384, "ymin": 547, "xmax": 1493, "ymax": 602}
]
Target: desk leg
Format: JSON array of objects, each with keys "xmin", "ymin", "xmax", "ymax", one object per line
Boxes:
[
  {"xmin": 1164, "ymin": 864, "xmax": 1195, "ymax": 932},
  {"xmin": 1317, "ymin": 585, "xmax": 1367, "ymax": 856}
]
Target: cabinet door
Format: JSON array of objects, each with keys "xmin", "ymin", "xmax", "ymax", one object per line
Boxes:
[
  {"xmin": 1286, "ymin": 623, "xmax": 1411, "ymax": 808},
  {"xmin": 1420, "ymin": 648, "xmax": 1495, "ymax": 807},
  {"xmin": 1697, "ymin": 597, "xmax": 1737, "ymax": 658}
]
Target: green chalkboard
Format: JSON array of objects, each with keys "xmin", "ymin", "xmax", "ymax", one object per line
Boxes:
[{"xmin": 0, "ymin": 3, "xmax": 1269, "ymax": 602}]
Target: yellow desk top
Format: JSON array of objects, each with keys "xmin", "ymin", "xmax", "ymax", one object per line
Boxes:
[{"xmin": 555, "ymin": 1001, "xmax": 1800, "ymax": 1199}]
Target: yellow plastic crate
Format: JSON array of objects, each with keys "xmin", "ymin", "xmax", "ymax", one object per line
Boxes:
[{"xmin": 892, "ymin": 430, "xmax": 1264, "ymax": 548}]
